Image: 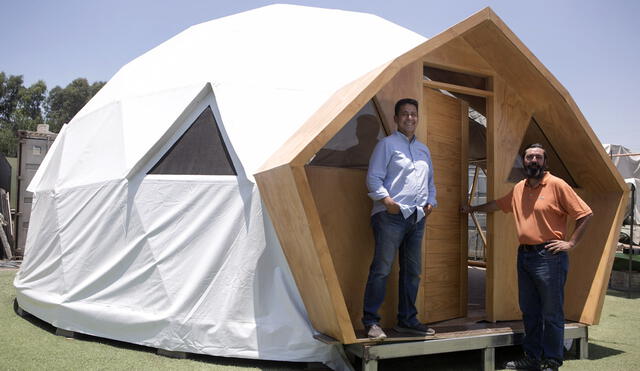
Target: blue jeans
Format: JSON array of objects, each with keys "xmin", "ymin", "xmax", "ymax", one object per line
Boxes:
[
  {"xmin": 362, "ymin": 211, "xmax": 425, "ymax": 327},
  {"xmin": 517, "ymin": 245, "xmax": 568, "ymax": 364}
]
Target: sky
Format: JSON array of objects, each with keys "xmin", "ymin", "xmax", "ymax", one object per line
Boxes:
[{"xmin": 2, "ymin": 0, "xmax": 639, "ymax": 151}]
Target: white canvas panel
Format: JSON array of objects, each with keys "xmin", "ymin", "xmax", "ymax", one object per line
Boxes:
[
  {"xmin": 605, "ymin": 144, "xmax": 640, "ymax": 220},
  {"xmin": 54, "ymin": 180, "xmax": 128, "ymax": 301},
  {"xmin": 213, "ymin": 84, "xmax": 331, "ymax": 177},
  {"xmin": 120, "ymin": 84, "xmax": 207, "ymax": 172},
  {"xmin": 16, "ymin": 176, "xmax": 341, "ymax": 365},
  {"xmin": 15, "ymin": 192, "xmax": 64, "ymax": 295},
  {"xmin": 81, "ymin": 4, "xmax": 424, "ymax": 116},
  {"xmin": 56, "ymin": 102, "xmax": 126, "ymax": 189},
  {"xmin": 128, "ymin": 177, "xmax": 336, "ymax": 361},
  {"xmin": 605, "ymin": 144, "xmax": 640, "ymax": 179}
]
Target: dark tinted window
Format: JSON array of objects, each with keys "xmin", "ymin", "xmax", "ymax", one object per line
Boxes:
[
  {"xmin": 507, "ymin": 118, "xmax": 577, "ymax": 187},
  {"xmin": 309, "ymin": 100, "xmax": 386, "ymax": 169},
  {"xmin": 148, "ymin": 106, "xmax": 236, "ymax": 175}
]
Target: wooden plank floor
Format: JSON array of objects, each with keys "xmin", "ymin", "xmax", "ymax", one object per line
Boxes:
[{"xmin": 347, "ymin": 317, "xmax": 584, "ymax": 344}]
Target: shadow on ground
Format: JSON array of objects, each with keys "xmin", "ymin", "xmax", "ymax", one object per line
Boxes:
[
  {"xmin": 585, "ymin": 343, "xmax": 624, "ymax": 360},
  {"xmin": 605, "ymin": 288, "xmax": 640, "ymax": 300}
]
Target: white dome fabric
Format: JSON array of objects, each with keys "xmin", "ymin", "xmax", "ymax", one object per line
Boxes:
[{"xmin": 15, "ymin": 4, "xmax": 426, "ymax": 369}]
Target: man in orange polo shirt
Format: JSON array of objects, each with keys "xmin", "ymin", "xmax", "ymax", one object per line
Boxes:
[{"xmin": 461, "ymin": 143, "xmax": 592, "ymax": 371}]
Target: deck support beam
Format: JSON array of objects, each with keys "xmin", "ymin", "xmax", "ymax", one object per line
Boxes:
[{"xmin": 343, "ymin": 323, "xmax": 588, "ymax": 371}]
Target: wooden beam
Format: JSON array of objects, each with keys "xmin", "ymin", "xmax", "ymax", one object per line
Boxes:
[
  {"xmin": 459, "ymin": 100, "xmax": 470, "ymax": 317},
  {"xmin": 423, "ymin": 80, "xmax": 493, "ymax": 97},
  {"xmin": 255, "ymin": 164, "xmax": 355, "ymax": 343},
  {"xmin": 611, "ymin": 153, "xmax": 640, "ymax": 157},
  {"xmin": 468, "ymin": 260, "xmax": 487, "ymax": 268}
]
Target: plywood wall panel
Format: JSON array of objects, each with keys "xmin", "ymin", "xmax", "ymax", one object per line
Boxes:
[
  {"xmin": 423, "ymin": 35, "xmax": 494, "ymax": 77},
  {"xmin": 255, "ymin": 165, "xmax": 355, "ymax": 342},
  {"xmin": 486, "ymin": 76, "xmax": 532, "ymax": 321},
  {"xmin": 375, "ymin": 61, "xmax": 423, "ymax": 133},
  {"xmin": 305, "ymin": 166, "xmax": 403, "ymax": 330},
  {"xmin": 462, "ymin": 20, "xmax": 621, "ymax": 194},
  {"xmin": 426, "ymin": 265, "xmax": 463, "ymax": 283},
  {"xmin": 425, "ymin": 225, "xmax": 460, "ymax": 241},
  {"xmin": 564, "ymin": 191, "xmax": 627, "ymax": 324}
]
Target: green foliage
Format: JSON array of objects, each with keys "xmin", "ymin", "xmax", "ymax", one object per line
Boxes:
[
  {"xmin": 0, "ymin": 72, "xmax": 27, "ymax": 156},
  {"xmin": 45, "ymin": 78, "xmax": 106, "ymax": 133},
  {"xmin": 0, "ymin": 127, "xmax": 18, "ymax": 157},
  {"xmin": 0, "ymin": 72, "xmax": 105, "ymax": 157},
  {"xmin": 0, "ymin": 72, "xmax": 24, "ymax": 122}
]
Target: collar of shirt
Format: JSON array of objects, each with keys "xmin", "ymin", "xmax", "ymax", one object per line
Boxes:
[
  {"xmin": 525, "ymin": 171, "xmax": 550, "ymax": 188},
  {"xmin": 395, "ymin": 130, "xmax": 415, "ymax": 143}
]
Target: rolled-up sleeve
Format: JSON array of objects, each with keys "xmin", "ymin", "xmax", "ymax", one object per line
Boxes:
[
  {"xmin": 367, "ymin": 141, "xmax": 389, "ymax": 201},
  {"xmin": 496, "ymin": 189, "xmax": 514, "ymax": 213}
]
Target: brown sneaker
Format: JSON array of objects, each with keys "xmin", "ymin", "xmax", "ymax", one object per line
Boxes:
[{"xmin": 365, "ymin": 324, "xmax": 387, "ymax": 340}]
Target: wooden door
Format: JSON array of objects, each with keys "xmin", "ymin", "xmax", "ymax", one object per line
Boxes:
[{"xmin": 421, "ymin": 87, "xmax": 468, "ymax": 323}]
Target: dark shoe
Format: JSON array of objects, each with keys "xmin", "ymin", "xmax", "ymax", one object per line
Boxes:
[
  {"xmin": 541, "ymin": 358, "xmax": 561, "ymax": 371},
  {"xmin": 393, "ymin": 322, "xmax": 435, "ymax": 336},
  {"xmin": 365, "ymin": 324, "xmax": 387, "ymax": 340},
  {"xmin": 504, "ymin": 355, "xmax": 541, "ymax": 370}
]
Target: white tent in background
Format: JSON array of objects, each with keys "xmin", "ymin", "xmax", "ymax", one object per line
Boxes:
[
  {"xmin": 14, "ymin": 5, "xmax": 425, "ymax": 368},
  {"xmin": 605, "ymin": 144, "xmax": 640, "ymax": 224}
]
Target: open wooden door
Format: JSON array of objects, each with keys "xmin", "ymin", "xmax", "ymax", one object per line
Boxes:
[{"xmin": 421, "ymin": 87, "xmax": 469, "ymax": 323}]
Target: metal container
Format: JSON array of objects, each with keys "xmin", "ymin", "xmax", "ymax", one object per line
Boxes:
[{"xmin": 15, "ymin": 127, "xmax": 57, "ymax": 256}]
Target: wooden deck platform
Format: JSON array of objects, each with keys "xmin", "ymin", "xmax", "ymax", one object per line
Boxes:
[{"xmin": 315, "ymin": 316, "xmax": 589, "ymax": 371}]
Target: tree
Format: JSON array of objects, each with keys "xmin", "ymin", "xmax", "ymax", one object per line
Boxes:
[
  {"xmin": 0, "ymin": 73, "xmax": 26, "ymax": 156},
  {"xmin": 14, "ymin": 80, "xmax": 47, "ymax": 132},
  {"xmin": 0, "ymin": 74, "xmax": 49, "ymax": 156},
  {"xmin": 45, "ymin": 78, "xmax": 105, "ymax": 132},
  {"xmin": 0, "ymin": 72, "xmax": 24, "ymax": 124},
  {"xmin": 0, "ymin": 72, "xmax": 104, "ymax": 157}
]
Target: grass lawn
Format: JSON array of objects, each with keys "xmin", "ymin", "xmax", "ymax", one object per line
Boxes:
[
  {"xmin": 0, "ymin": 269, "xmax": 311, "ymax": 371},
  {"xmin": 2, "ymin": 268, "xmax": 639, "ymax": 370}
]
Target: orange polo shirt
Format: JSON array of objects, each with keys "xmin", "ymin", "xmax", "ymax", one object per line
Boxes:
[{"xmin": 495, "ymin": 172, "xmax": 592, "ymax": 245}]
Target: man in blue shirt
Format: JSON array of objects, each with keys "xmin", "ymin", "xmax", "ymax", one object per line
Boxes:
[{"xmin": 362, "ymin": 98, "xmax": 437, "ymax": 340}]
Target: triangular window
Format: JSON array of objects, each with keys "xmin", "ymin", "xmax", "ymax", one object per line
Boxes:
[
  {"xmin": 507, "ymin": 118, "xmax": 577, "ymax": 187},
  {"xmin": 148, "ymin": 106, "xmax": 236, "ymax": 175},
  {"xmin": 308, "ymin": 100, "xmax": 387, "ymax": 169}
]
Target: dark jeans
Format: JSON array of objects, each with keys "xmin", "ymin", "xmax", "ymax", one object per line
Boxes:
[
  {"xmin": 517, "ymin": 244, "xmax": 568, "ymax": 364},
  {"xmin": 362, "ymin": 211, "xmax": 425, "ymax": 327}
]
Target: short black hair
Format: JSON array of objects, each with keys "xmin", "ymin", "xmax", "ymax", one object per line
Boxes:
[
  {"xmin": 394, "ymin": 98, "xmax": 418, "ymax": 116},
  {"xmin": 522, "ymin": 143, "xmax": 547, "ymax": 160}
]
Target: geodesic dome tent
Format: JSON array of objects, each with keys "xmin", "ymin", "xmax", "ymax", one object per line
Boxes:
[{"xmin": 13, "ymin": 4, "xmax": 425, "ymax": 366}]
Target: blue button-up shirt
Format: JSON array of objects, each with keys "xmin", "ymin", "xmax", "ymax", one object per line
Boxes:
[{"xmin": 366, "ymin": 131, "xmax": 437, "ymax": 221}]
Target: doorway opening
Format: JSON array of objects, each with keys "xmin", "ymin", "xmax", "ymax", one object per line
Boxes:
[{"xmin": 424, "ymin": 65, "xmax": 490, "ymax": 323}]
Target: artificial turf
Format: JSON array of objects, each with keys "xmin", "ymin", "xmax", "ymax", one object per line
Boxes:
[{"xmin": 1, "ymin": 268, "xmax": 638, "ymax": 370}]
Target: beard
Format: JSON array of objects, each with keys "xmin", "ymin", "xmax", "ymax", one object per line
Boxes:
[{"xmin": 524, "ymin": 163, "xmax": 546, "ymax": 179}]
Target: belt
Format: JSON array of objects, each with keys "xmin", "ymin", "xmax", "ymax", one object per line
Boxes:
[{"xmin": 518, "ymin": 242, "xmax": 550, "ymax": 252}]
